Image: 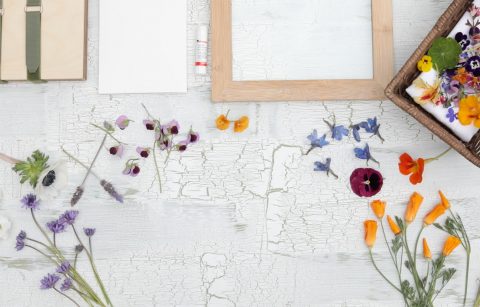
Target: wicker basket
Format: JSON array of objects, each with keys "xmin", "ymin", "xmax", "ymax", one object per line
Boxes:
[{"xmin": 385, "ymin": 0, "xmax": 480, "ymax": 167}]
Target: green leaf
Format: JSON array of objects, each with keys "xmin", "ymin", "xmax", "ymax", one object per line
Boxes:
[
  {"xmin": 428, "ymin": 37, "xmax": 462, "ymax": 73},
  {"xmin": 12, "ymin": 150, "xmax": 49, "ymax": 188}
]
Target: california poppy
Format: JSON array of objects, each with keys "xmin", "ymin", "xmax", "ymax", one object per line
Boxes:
[
  {"xmin": 442, "ymin": 236, "xmax": 462, "ymax": 257},
  {"xmin": 424, "ymin": 204, "xmax": 446, "ymax": 226},
  {"xmin": 364, "ymin": 220, "xmax": 378, "ymax": 248},
  {"xmin": 399, "ymin": 153, "xmax": 425, "ymax": 185},
  {"xmin": 215, "ymin": 115, "xmax": 230, "ymax": 130},
  {"xmin": 234, "ymin": 116, "xmax": 249, "ymax": 133},
  {"xmin": 439, "ymin": 190, "xmax": 451, "ymax": 209},
  {"xmin": 405, "ymin": 192, "xmax": 424, "ymax": 224},
  {"xmin": 387, "ymin": 215, "xmax": 401, "ymax": 235},
  {"xmin": 423, "ymin": 238, "xmax": 432, "ymax": 260},
  {"xmin": 370, "ymin": 200, "xmax": 386, "ymax": 219}
]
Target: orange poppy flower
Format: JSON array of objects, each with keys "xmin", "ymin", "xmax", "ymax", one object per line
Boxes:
[
  {"xmin": 215, "ymin": 115, "xmax": 231, "ymax": 130},
  {"xmin": 424, "ymin": 204, "xmax": 446, "ymax": 226},
  {"xmin": 423, "ymin": 238, "xmax": 432, "ymax": 260},
  {"xmin": 387, "ymin": 215, "xmax": 401, "ymax": 235},
  {"xmin": 442, "ymin": 236, "xmax": 462, "ymax": 257},
  {"xmin": 234, "ymin": 116, "xmax": 249, "ymax": 133},
  {"xmin": 439, "ymin": 190, "xmax": 450, "ymax": 209},
  {"xmin": 364, "ymin": 220, "xmax": 378, "ymax": 249},
  {"xmin": 370, "ymin": 200, "xmax": 386, "ymax": 219},
  {"xmin": 399, "ymin": 153, "xmax": 425, "ymax": 185},
  {"xmin": 405, "ymin": 192, "xmax": 424, "ymax": 224}
]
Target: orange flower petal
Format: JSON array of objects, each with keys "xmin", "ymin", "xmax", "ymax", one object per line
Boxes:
[
  {"xmin": 234, "ymin": 116, "xmax": 249, "ymax": 133},
  {"xmin": 405, "ymin": 192, "xmax": 424, "ymax": 223},
  {"xmin": 439, "ymin": 191, "xmax": 451, "ymax": 209},
  {"xmin": 364, "ymin": 220, "xmax": 378, "ymax": 248},
  {"xmin": 215, "ymin": 115, "xmax": 231, "ymax": 131},
  {"xmin": 387, "ymin": 215, "xmax": 401, "ymax": 235},
  {"xmin": 442, "ymin": 236, "xmax": 461, "ymax": 257},
  {"xmin": 370, "ymin": 200, "xmax": 386, "ymax": 219},
  {"xmin": 424, "ymin": 204, "xmax": 446, "ymax": 226},
  {"xmin": 423, "ymin": 238, "xmax": 432, "ymax": 260}
]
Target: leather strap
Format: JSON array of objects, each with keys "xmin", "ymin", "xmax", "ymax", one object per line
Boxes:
[
  {"xmin": 0, "ymin": 0, "xmax": 6, "ymax": 83},
  {"xmin": 26, "ymin": 0, "xmax": 43, "ymax": 81}
]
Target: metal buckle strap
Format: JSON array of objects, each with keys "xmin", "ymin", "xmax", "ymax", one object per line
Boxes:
[{"xmin": 26, "ymin": 0, "xmax": 43, "ymax": 82}]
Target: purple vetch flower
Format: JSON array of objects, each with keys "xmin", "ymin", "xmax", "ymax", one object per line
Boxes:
[
  {"xmin": 162, "ymin": 120, "xmax": 180, "ymax": 135},
  {"xmin": 115, "ymin": 115, "xmax": 131, "ymax": 130},
  {"xmin": 187, "ymin": 131, "xmax": 200, "ymax": 144},
  {"xmin": 56, "ymin": 261, "xmax": 71, "ymax": 274},
  {"xmin": 455, "ymin": 32, "xmax": 471, "ymax": 50},
  {"xmin": 47, "ymin": 220, "xmax": 66, "ymax": 234},
  {"xmin": 354, "ymin": 144, "xmax": 379, "ymax": 165},
  {"xmin": 40, "ymin": 273, "xmax": 60, "ymax": 289},
  {"xmin": 143, "ymin": 119, "xmax": 156, "ymax": 130},
  {"xmin": 176, "ymin": 140, "xmax": 188, "ymax": 152},
  {"xmin": 136, "ymin": 147, "xmax": 150, "ymax": 158},
  {"xmin": 60, "ymin": 278, "xmax": 73, "ymax": 291},
  {"xmin": 109, "ymin": 144, "xmax": 124, "ymax": 158},
  {"xmin": 59, "ymin": 210, "xmax": 79, "ymax": 225},
  {"xmin": 466, "ymin": 56, "xmax": 480, "ymax": 76},
  {"xmin": 21, "ymin": 194, "xmax": 40, "ymax": 210},
  {"xmin": 157, "ymin": 139, "xmax": 172, "ymax": 151},
  {"xmin": 307, "ymin": 129, "xmax": 329, "ymax": 149},
  {"xmin": 83, "ymin": 228, "xmax": 96, "ymax": 237}
]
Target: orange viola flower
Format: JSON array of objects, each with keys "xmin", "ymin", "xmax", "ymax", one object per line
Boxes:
[
  {"xmin": 405, "ymin": 192, "xmax": 424, "ymax": 224},
  {"xmin": 234, "ymin": 116, "xmax": 249, "ymax": 133},
  {"xmin": 423, "ymin": 238, "xmax": 432, "ymax": 260},
  {"xmin": 399, "ymin": 153, "xmax": 425, "ymax": 185},
  {"xmin": 439, "ymin": 190, "xmax": 451, "ymax": 209},
  {"xmin": 453, "ymin": 67, "xmax": 469, "ymax": 84},
  {"xmin": 424, "ymin": 204, "xmax": 446, "ymax": 226},
  {"xmin": 215, "ymin": 115, "xmax": 231, "ymax": 130},
  {"xmin": 370, "ymin": 200, "xmax": 386, "ymax": 219},
  {"xmin": 442, "ymin": 236, "xmax": 462, "ymax": 257},
  {"xmin": 387, "ymin": 215, "xmax": 401, "ymax": 235},
  {"xmin": 364, "ymin": 220, "xmax": 378, "ymax": 248}
]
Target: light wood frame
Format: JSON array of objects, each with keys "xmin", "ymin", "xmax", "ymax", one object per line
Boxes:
[{"xmin": 211, "ymin": 0, "xmax": 393, "ymax": 102}]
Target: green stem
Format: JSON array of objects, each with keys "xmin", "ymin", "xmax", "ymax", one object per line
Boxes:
[
  {"xmin": 54, "ymin": 288, "xmax": 81, "ymax": 307},
  {"xmin": 61, "ymin": 148, "xmax": 101, "ymax": 180},
  {"xmin": 425, "ymin": 147, "xmax": 452, "ymax": 163},
  {"xmin": 91, "ymin": 123, "xmax": 126, "ymax": 145},
  {"xmin": 369, "ymin": 249, "xmax": 402, "ymax": 293},
  {"xmin": 152, "ymin": 141, "xmax": 163, "ymax": 193},
  {"xmin": 464, "ymin": 249, "xmax": 471, "ymax": 306},
  {"xmin": 402, "ymin": 226, "xmax": 426, "ymax": 299},
  {"xmin": 413, "ymin": 226, "xmax": 424, "ymax": 264},
  {"xmin": 80, "ymin": 133, "xmax": 108, "ymax": 187}
]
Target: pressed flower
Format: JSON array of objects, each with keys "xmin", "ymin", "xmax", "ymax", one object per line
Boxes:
[
  {"xmin": 453, "ymin": 67, "xmax": 470, "ymax": 85},
  {"xmin": 35, "ymin": 161, "xmax": 68, "ymax": 200},
  {"xmin": 350, "ymin": 168, "xmax": 383, "ymax": 197},
  {"xmin": 187, "ymin": 131, "xmax": 200, "ymax": 144},
  {"xmin": 15, "ymin": 231, "xmax": 26, "ymax": 251},
  {"xmin": 424, "ymin": 204, "xmax": 446, "ymax": 226},
  {"xmin": 442, "ymin": 236, "xmax": 462, "ymax": 256},
  {"xmin": 143, "ymin": 119, "xmax": 156, "ymax": 130},
  {"xmin": 466, "ymin": 56, "xmax": 480, "ymax": 76},
  {"xmin": 215, "ymin": 115, "xmax": 230, "ymax": 130},
  {"xmin": 387, "ymin": 215, "xmax": 401, "ymax": 235},
  {"xmin": 455, "ymin": 32, "xmax": 471, "ymax": 50},
  {"xmin": 439, "ymin": 190, "xmax": 451, "ymax": 209},
  {"xmin": 75, "ymin": 244, "xmax": 84, "ymax": 253},
  {"xmin": 59, "ymin": 210, "xmax": 79, "ymax": 225},
  {"xmin": 364, "ymin": 220, "xmax": 378, "ymax": 248},
  {"xmin": 355, "ymin": 117, "xmax": 384, "ymax": 142},
  {"xmin": 405, "ymin": 192, "xmax": 424, "ymax": 224},
  {"xmin": 115, "ymin": 115, "xmax": 131, "ymax": 130},
  {"xmin": 21, "ymin": 194, "xmax": 40, "ymax": 210},
  {"xmin": 123, "ymin": 160, "xmax": 140, "ymax": 177},
  {"xmin": 417, "ymin": 55, "xmax": 433, "ymax": 72},
  {"xmin": 136, "ymin": 147, "xmax": 150, "ymax": 158},
  {"xmin": 109, "ymin": 144, "xmax": 124, "ymax": 157},
  {"xmin": 84, "ymin": 228, "xmax": 96, "ymax": 237},
  {"xmin": 47, "ymin": 220, "xmax": 66, "ymax": 234},
  {"xmin": 234, "ymin": 116, "xmax": 249, "ymax": 133},
  {"xmin": 12, "ymin": 150, "xmax": 49, "ymax": 188},
  {"xmin": 162, "ymin": 120, "xmax": 180, "ymax": 135},
  {"xmin": 354, "ymin": 144, "xmax": 379, "ymax": 165},
  {"xmin": 313, "ymin": 158, "xmax": 338, "ymax": 179},
  {"xmin": 157, "ymin": 138, "xmax": 172, "ymax": 151},
  {"xmin": 412, "ymin": 77, "xmax": 441, "ymax": 104},
  {"xmin": 324, "ymin": 119, "xmax": 349, "ymax": 141},
  {"xmin": 399, "ymin": 153, "xmax": 425, "ymax": 185},
  {"xmin": 423, "ymin": 238, "xmax": 432, "ymax": 260},
  {"xmin": 40, "ymin": 273, "xmax": 60, "ymax": 289},
  {"xmin": 176, "ymin": 140, "xmax": 188, "ymax": 152},
  {"xmin": 100, "ymin": 180, "xmax": 124, "ymax": 203},
  {"xmin": 458, "ymin": 95, "xmax": 480, "ymax": 127},
  {"xmin": 307, "ymin": 129, "xmax": 329, "ymax": 151},
  {"xmin": 446, "ymin": 108, "xmax": 457, "ymax": 123},
  {"xmin": 56, "ymin": 261, "xmax": 71, "ymax": 274},
  {"xmin": 0, "ymin": 215, "xmax": 12, "ymax": 240},
  {"xmin": 370, "ymin": 200, "xmax": 386, "ymax": 219},
  {"xmin": 60, "ymin": 278, "xmax": 73, "ymax": 291}
]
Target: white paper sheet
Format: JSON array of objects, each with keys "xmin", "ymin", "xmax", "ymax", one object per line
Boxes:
[{"xmin": 99, "ymin": 0, "xmax": 187, "ymax": 94}]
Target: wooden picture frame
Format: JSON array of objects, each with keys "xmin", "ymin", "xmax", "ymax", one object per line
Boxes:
[{"xmin": 211, "ymin": 0, "xmax": 393, "ymax": 102}]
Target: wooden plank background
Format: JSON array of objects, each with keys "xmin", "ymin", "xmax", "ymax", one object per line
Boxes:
[{"xmin": 0, "ymin": 0, "xmax": 479, "ymax": 306}]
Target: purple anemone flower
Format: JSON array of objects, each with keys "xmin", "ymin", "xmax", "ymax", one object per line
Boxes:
[
  {"xmin": 84, "ymin": 228, "xmax": 96, "ymax": 237},
  {"xmin": 59, "ymin": 210, "xmax": 79, "ymax": 225},
  {"xmin": 40, "ymin": 274, "xmax": 60, "ymax": 289},
  {"xmin": 47, "ymin": 220, "xmax": 66, "ymax": 234},
  {"xmin": 350, "ymin": 168, "xmax": 383, "ymax": 197},
  {"xmin": 21, "ymin": 194, "xmax": 40, "ymax": 210}
]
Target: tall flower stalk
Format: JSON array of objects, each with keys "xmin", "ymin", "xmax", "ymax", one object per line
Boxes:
[{"xmin": 16, "ymin": 194, "xmax": 112, "ymax": 306}]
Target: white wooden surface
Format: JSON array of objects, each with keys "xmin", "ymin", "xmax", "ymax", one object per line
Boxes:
[{"xmin": 0, "ymin": 0, "xmax": 479, "ymax": 306}]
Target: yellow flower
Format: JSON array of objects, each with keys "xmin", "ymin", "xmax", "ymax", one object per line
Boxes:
[
  {"xmin": 387, "ymin": 215, "xmax": 401, "ymax": 236},
  {"xmin": 423, "ymin": 238, "xmax": 432, "ymax": 260},
  {"xmin": 458, "ymin": 96, "xmax": 480, "ymax": 128},
  {"xmin": 405, "ymin": 192, "xmax": 424, "ymax": 224},
  {"xmin": 439, "ymin": 190, "xmax": 450, "ymax": 209},
  {"xmin": 412, "ymin": 77, "xmax": 442, "ymax": 105},
  {"xmin": 417, "ymin": 55, "xmax": 433, "ymax": 72},
  {"xmin": 424, "ymin": 204, "xmax": 446, "ymax": 226},
  {"xmin": 215, "ymin": 115, "xmax": 231, "ymax": 130},
  {"xmin": 364, "ymin": 220, "xmax": 378, "ymax": 249},
  {"xmin": 234, "ymin": 116, "xmax": 249, "ymax": 133},
  {"xmin": 442, "ymin": 236, "xmax": 461, "ymax": 257},
  {"xmin": 370, "ymin": 200, "xmax": 386, "ymax": 219}
]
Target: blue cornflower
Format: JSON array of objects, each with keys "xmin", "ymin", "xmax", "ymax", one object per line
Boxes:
[
  {"xmin": 313, "ymin": 158, "xmax": 338, "ymax": 179},
  {"xmin": 59, "ymin": 210, "xmax": 79, "ymax": 225},
  {"xmin": 60, "ymin": 278, "xmax": 73, "ymax": 291},
  {"xmin": 446, "ymin": 108, "xmax": 457, "ymax": 123},
  {"xmin": 56, "ymin": 261, "xmax": 71, "ymax": 274},
  {"xmin": 306, "ymin": 129, "xmax": 329, "ymax": 154},
  {"xmin": 83, "ymin": 228, "xmax": 96, "ymax": 237},
  {"xmin": 47, "ymin": 220, "xmax": 66, "ymax": 234},
  {"xmin": 15, "ymin": 231, "xmax": 27, "ymax": 251},
  {"xmin": 324, "ymin": 120, "xmax": 349, "ymax": 141},
  {"xmin": 40, "ymin": 273, "xmax": 60, "ymax": 289},
  {"xmin": 354, "ymin": 144, "xmax": 379, "ymax": 165},
  {"xmin": 21, "ymin": 194, "xmax": 40, "ymax": 210}
]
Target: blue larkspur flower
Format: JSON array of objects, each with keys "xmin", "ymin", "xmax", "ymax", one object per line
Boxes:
[
  {"xmin": 354, "ymin": 144, "xmax": 379, "ymax": 164},
  {"xmin": 40, "ymin": 274, "xmax": 60, "ymax": 289},
  {"xmin": 313, "ymin": 158, "xmax": 338, "ymax": 178},
  {"xmin": 21, "ymin": 194, "xmax": 40, "ymax": 210},
  {"xmin": 324, "ymin": 120, "xmax": 349, "ymax": 141},
  {"xmin": 352, "ymin": 125, "xmax": 362, "ymax": 142},
  {"xmin": 307, "ymin": 129, "xmax": 329, "ymax": 149}
]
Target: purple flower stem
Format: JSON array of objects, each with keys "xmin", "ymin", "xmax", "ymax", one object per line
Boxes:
[
  {"xmin": 80, "ymin": 133, "xmax": 108, "ymax": 188},
  {"xmin": 53, "ymin": 287, "xmax": 81, "ymax": 307}
]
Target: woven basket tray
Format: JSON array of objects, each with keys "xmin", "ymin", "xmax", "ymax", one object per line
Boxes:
[{"xmin": 385, "ymin": 0, "xmax": 480, "ymax": 167}]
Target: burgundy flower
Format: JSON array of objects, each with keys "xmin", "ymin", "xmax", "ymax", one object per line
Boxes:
[
  {"xmin": 136, "ymin": 147, "xmax": 150, "ymax": 158},
  {"xmin": 109, "ymin": 144, "xmax": 124, "ymax": 157},
  {"xmin": 143, "ymin": 119, "xmax": 156, "ymax": 130},
  {"xmin": 349, "ymin": 168, "xmax": 383, "ymax": 197}
]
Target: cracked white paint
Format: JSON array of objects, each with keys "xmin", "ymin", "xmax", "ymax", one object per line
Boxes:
[{"xmin": 0, "ymin": 0, "xmax": 480, "ymax": 306}]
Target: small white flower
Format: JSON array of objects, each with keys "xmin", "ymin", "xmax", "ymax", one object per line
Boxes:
[
  {"xmin": 35, "ymin": 160, "xmax": 68, "ymax": 200},
  {"xmin": 0, "ymin": 215, "xmax": 12, "ymax": 240}
]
